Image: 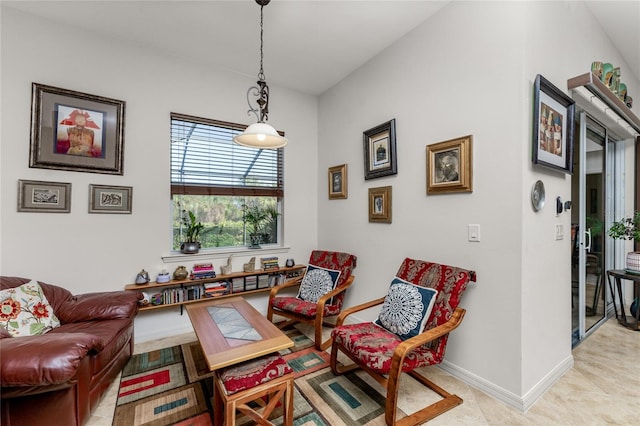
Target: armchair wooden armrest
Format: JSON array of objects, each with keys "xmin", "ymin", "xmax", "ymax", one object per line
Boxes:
[{"xmin": 335, "ymin": 296, "xmax": 386, "ymax": 326}]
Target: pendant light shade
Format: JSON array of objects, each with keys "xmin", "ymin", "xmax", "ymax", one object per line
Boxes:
[
  {"xmin": 234, "ymin": 0, "xmax": 288, "ymax": 149},
  {"xmin": 234, "ymin": 122, "xmax": 288, "ymax": 149}
]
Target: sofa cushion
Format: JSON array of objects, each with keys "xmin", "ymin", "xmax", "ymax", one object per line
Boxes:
[
  {"xmin": 374, "ymin": 277, "xmax": 438, "ymax": 340},
  {"xmin": 0, "ymin": 280, "xmax": 61, "ymax": 337},
  {"xmin": 297, "ymin": 264, "xmax": 341, "ymax": 303},
  {"xmin": 0, "ymin": 332, "xmax": 102, "ymax": 386}
]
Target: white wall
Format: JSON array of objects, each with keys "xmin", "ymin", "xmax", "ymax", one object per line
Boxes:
[
  {"xmin": 0, "ymin": 7, "xmax": 319, "ymax": 341},
  {"xmin": 317, "ymin": 0, "xmax": 638, "ymax": 410}
]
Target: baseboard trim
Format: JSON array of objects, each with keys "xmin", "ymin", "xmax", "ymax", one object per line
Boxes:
[{"xmin": 439, "ymin": 354, "xmax": 574, "ymax": 412}]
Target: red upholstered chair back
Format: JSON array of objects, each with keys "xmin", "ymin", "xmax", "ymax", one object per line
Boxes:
[
  {"xmin": 395, "ymin": 258, "xmax": 475, "ymax": 361},
  {"xmin": 308, "ymin": 250, "xmax": 357, "ymax": 309}
]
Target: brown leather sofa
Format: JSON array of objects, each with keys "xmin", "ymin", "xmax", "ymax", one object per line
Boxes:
[{"xmin": 1, "ymin": 276, "xmax": 141, "ymax": 426}]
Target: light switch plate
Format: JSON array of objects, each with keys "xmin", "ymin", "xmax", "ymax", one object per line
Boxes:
[{"xmin": 468, "ymin": 224, "xmax": 480, "ymax": 242}]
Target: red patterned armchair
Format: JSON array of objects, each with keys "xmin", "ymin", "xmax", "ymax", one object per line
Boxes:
[
  {"xmin": 330, "ymin": 258, "xmax": 476, "ymax": 426},
  {"xmin": 267, "ymin": 250, "xmax": 357, "ymax": 350}
]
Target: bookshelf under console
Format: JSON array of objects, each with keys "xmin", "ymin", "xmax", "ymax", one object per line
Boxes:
[{"xmin": 125, "ymin": 264, "xmax": 305, "ymax": 313}]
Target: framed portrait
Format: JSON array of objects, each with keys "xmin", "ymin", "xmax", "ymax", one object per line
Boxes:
[
  {"xmin": 368, "ymin": 186, "xmax": 392, "ymax": 223},
  {"xmin": 426, "ymin": 135, "xmax": 473, "ymax": 195},
  {"xmin": 328, "ymin": 164, "xmax": 348, "ymax": 199},
  {"xmin": 17, "ymin": 179, "xmax": 71, "ymax": 213},
  {"xmin": 532, "ymin": 74, "xmax": 575, "ymax": 174},
  {"xmin": 363, "ymin": 119, "xmax": 397, "ymax": 180},
  {"xmin": 30, "ymin": 83, "xmax": 125, "ymax": 175},
  {"xmin": 89, "ymin": 184, "xmax": 133, "ymax": 214}
]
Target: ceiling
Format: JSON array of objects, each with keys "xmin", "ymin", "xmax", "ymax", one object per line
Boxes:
[{"xmin": 3, "ymin": 1, "xmax": 638, "ymax": 96}]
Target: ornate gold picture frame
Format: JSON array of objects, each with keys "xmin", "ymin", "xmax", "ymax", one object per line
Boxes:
[
  {"xmin": 328, "ymin": 164, "xmax": 348, "ymax": 199},
  {"xmin": 368, "ymin": 186, "xmax": 392, "ymax": 223},
  {"xmin": 426, "ymin": 135, "xmax": 473, "ymax": 195}
]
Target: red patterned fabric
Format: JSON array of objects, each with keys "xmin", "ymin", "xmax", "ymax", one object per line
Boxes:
[
  {"xmin": 218, "ymin": 354, "xmax": 292, "ymax": 395},
  {"xmin": 271, "ymin": 250, "xmax": 357, "ymax": 315},
  {"xmin": 331, "ymin": 258, "xmax": 473, "ymax": 373},
  {"xmin": 270, "ymin": 296, "xmax": 341, "ymax": 318}
]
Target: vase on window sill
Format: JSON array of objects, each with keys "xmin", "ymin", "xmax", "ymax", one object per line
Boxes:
[
  {"xmin": 180, "ymin": 241, "xmax": 201, "ymax": 254},
  {"xmin": 248, "ymin": 234, "xmax": 262, "ymax": 249}
]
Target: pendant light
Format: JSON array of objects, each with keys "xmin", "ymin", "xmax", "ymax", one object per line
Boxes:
[{"xmin": 234, "ymin": 0, "xmax": 288, "ymax": 149}]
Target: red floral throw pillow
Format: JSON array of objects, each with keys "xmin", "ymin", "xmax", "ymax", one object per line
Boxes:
[{"xmin": 0, "ymin": 280, "xmax": 60, "ymax": 337}]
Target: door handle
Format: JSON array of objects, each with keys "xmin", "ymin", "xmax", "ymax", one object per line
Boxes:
[{"xmin": 584, "ymin": 228, "xmax": 592, "ymax": 252}]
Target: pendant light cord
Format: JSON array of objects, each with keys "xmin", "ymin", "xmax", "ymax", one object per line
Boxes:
[{"xmin": 258, "ymin": 3, "xmax": 265, "ymax": 82}]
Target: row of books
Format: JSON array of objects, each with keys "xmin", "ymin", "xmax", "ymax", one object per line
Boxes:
[
  {"xmin": 161, "ymin": 285, "xmax": 204, "ymax": 304},
  {"xmin": 148, "ymin": 272, "xmax": 297, "ymax": 305},
  {"xmin": 261, "ymin": 256, "xmax": 280, "ymax": 270}
]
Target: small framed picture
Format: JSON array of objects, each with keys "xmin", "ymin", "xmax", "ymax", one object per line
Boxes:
[
  {"xmin": 368, "ymin": 186, "xmax": 392, "ymax": 223},
  {"xmin": 30, "ymin": 83, "xmax": 125, "ymax": 175},
  {"xmin": 328, "ymin": 164, "xmax": 348, "ymax": 199},
  {"xmin": 363, "ymin": 119, "xmax": 397, "ymax": 180},
  {"xmin": 426, "ymin": 135, "xmax": 473, "ymax": 195},
  {"xmin": 532, "ymin": 74, "xmax": 575, "ymax": 174},
  {"xmin": 17, "ymin": 179, "xmax": 71, "ymax": 213},
  {"xmin": 89, "ymin": 184, "xmax": 132, "ymax": 214}
]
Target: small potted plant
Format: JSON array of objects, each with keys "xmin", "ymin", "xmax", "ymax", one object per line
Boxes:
[
  {"xmin": 242, "ymin": 204, "xmax": 270, "ymax": 249},
  {"xmin": 608, "ymin": 211, "xmax": 640, "ymax": 273},
  {"xmin": 180, "ymin": 210, "xmax": 204, "ymax": 254}
]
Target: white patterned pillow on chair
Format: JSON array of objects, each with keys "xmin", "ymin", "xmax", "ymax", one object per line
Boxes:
[
  {"xmin": 375, "ymin": 276, "xmax": 438, "ymax": 340},
  {"xmin": 296, "ymin": 265, "xmax": 341, "ymax": 303}
]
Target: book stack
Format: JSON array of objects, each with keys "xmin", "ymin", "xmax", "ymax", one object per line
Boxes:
[
  {"xmin": 203, "ymin": 281, "xmax": 229, "ymax": 297},
  {"xmin": 258, "ymin": 275, "xmax": 269, "ymax": 289},
  {"xmin": 261, "ymin": 257, "xmax": 279, "ymax": 270},
  {"xmin": 191, "ymin": 263, "xmax": 216, "ymax": 280}
]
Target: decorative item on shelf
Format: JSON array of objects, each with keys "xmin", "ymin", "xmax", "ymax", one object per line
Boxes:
[
  {"xmin": 135, "ymin": 269, "xmax": 150, "ymax": 285},
  {"xmin": 285, "ymin": 258, "xmax": 295, "ymax": 268},
  {"xmin": 156, "ymin": 270, "xmax": 170, "ymax": 283},
  {"xmin": 180, "ymin": 210, "xmax": 204, "ymax": 254},
  {"xmin": 243, "ymin": 257, "xmax": 256, "ymax": 273},
  {"xmin": 150, "ymin": 293, "xmax": 163, "ymax": 306},
  {"xmin": 173, "ymin": 265, "xmax": 189, "ymax": 281},
  {"xmin": 232, "ymin": 0, "xmax": 288, "ymax": 149},
  {"xmin": 591, "ymin": 60, "xmax": 632, "ymax": 109},
  {"xmin": 139, "ymin": 292, "xmax": 151, "ymax": 306},
  {"xmin": 242, "ymin": 203, "xmax": 277, "ymax": 249},
  {"xmin": 220, "ymin": 255, "xmax": 233, "ymax": 275},
  {"xmin": 608, "ymin": 211, "xmax": 640, "ymax": 273}
]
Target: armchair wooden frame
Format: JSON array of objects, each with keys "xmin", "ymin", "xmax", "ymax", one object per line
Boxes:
[
  {"xmin": 330, "ymin": 300, "xmax": 467, "ymax": 426},
  {"xmin": 267, "ymin": 274, "xmax": 355, "ymax": 350}
]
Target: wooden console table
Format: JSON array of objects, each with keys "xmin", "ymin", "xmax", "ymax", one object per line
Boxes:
[{"xmin": 606, "ymin": 269, "xmax": 640, "ymax": 331}]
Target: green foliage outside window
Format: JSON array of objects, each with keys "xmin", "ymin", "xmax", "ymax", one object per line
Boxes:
[{"xmin": 172, "ymin": 195, "xmax": 278, "ymax": 251}]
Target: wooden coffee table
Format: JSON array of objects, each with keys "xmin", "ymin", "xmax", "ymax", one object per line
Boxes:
[{"xmin": 186, "ymin": 296, "xmax": 294, "ymax": 371}]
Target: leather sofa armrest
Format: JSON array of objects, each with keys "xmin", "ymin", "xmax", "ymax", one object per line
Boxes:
[
  {"xmin": 0, "ymin": 333, "xmax": 102, "ymax": 386},
  {"xmin": 56, "ymin": 291, "xmax": 142, "ymax": 323}
]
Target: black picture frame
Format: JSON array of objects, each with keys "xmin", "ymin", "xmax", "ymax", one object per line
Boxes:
[
  {"xmin": 30, "ymin": 83, "xmax": 125, "ymax": 175},
  {"xmin": 363, "ymin": 119, "xmax": 397, "ymax": 180},
  {"xmin": 532, "ymin": 74, "xmax": 575, "ymax": 174}
]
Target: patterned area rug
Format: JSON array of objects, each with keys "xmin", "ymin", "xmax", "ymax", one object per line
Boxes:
[{"xmin": 112, "ymin": 327, "xmax": 398, "ymax": 425}]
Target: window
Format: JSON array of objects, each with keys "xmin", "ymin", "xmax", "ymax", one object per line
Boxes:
[{"xmin": 170, "ymin": 113, "xmax": 284, "ymax": 250}]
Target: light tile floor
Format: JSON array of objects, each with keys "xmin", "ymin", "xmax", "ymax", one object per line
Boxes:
[{"xmin": 90, "ymin": 318, "xmax": 639, "ymax": 425}]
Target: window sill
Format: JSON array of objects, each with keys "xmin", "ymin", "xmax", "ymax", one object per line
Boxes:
[{"xmin": 161, "ymin": 245, "xmax": 291, "ymax": 264}]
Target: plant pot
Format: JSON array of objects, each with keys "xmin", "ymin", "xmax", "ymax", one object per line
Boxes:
[
  {"xmin": 625, "ymin": 251, "xmax": 640, "ymax": 274},
  {"xmin": 248, "ymin": 234, "xmax": 262, "ymax": 249},
  {"xmin": 180, "ymin": 241, "xmax": 201, "ymax": 254}
]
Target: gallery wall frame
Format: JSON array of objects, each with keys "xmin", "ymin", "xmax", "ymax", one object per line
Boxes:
[
  {"xmin": 532, "ymin": 74, "xmax": 575, "ymax": 174},
  {"xmin": 89, "ymin": 184, "xmax": 133, "ymax": 214},
  {"xmin": 426, "ymin": 135, "xmax": 473, "ymax": 194},
  {"xmin": 17, "ymin": 179, "xmax": 71, "ymax": 213},
  {"xmin": 368, "ymin": 186, "xmax": 392, "ymax": 223},
  {"xmin": 30, "ymin": 83, "xmax": 125, "ymax": 175},
  {"xmin": 328, "ymin": 164, "xmax": 348, "ymax": 199},
  {"xmin": 363, "ymin": 119, "xmax": 397, "ymax": 180}
]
